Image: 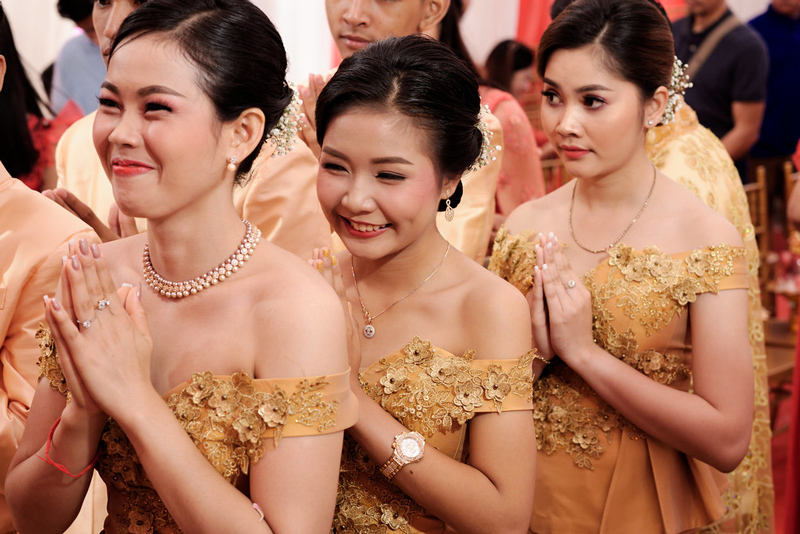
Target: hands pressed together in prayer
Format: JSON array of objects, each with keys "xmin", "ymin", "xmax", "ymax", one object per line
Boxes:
[{"xmin": 43, "ymin": 239, "xmax": 153, "ymax": 421}]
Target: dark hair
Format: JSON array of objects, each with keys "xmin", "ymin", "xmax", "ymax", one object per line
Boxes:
[
  {"xmin": 0, "ymin": 5, "xmax": 49, "ymax": 178},
  {"xmin": 538, "ymin": 0, "xmax": 673, "ymax": 101},
  {"xmin": 485, "ymin": 40, "xmax": 534, "ymax": 94},
  {"xmin": 437, "ymin": 0, "xmax": 481, "ymax": 83},
  {"xmin": 57, "ymin": 0, "xmax": 93, "ymax": 23},
  {"xmin": 110, "ymin": 0, "xmax": 292, "ymax": 184},
  {"xmin": 316, "ymin": 35, "xmax": 484, "ymax": 210},
  {"xmin": 550, "ymin": 0, "xmax": 576, "ymax": 20}
]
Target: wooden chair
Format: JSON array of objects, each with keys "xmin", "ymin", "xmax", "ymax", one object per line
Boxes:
[
  {"xmin": 541, "ymin": 158, "xmax": 572, "ymax": 194},
  {"xmin": 744, "ymin": 165, "xmax": 770, "ymax": 280},
  {"xmin": 784, "ymin": 160, "xmax": 798, "ymax": 234}
]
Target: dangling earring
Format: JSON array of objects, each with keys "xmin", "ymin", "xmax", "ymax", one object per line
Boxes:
[
  {"xmin": 227, "ymin": 156, "xmax": 238, "ymax": 172},
  {"xmin": 445, "ymin": 188, "xmax": 455, "ymax": 222}
]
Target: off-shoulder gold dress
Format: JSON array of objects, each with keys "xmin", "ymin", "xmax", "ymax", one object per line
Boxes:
[
  {"xmin": 489, "ymin": 231, "xmax": 747, "ymax": 534},
  {"xmin": 36, "ymin": 329, "xmax": 358, "ymax": 534},
  {"xmin": 333, "ymin": 337, "xmax": 534, "ymax": 534}
]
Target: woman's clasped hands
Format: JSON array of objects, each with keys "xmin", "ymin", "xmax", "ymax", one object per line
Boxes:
[
  {"xmin": 528, "ymin": 232, "xmax": 595, "ymax": 365},
  {"xmin": 43, "ymin": 238, "xmax": 153, "ymax": 420}
]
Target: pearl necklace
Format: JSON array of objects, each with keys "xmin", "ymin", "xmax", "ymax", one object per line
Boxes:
[
  {"xmin": 351, "ymin": 243, "xmax": 451, "ymax": 339},
  {"xmin": 569, "ymin": 165, "xmax": 657, "ymax": 254},
  {"xmin": 142, "ymin": 220, "xmax": 261, "ymax": 299}
]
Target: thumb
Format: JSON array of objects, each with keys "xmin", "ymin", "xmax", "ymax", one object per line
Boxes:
[{"xmin": 124, "ymin": 283, "xmax": 150, "ymax": 336}]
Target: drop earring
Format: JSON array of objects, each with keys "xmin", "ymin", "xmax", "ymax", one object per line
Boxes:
[
  {"xmin": 445, "ymin": 188, "xmax": 455, "ymax": 222},
  {"xmin": 227, "ymin": 156, "xmax": 238, "ymax": 172}
]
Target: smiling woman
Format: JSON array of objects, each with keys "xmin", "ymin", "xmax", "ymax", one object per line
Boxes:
[{"xmin": 5, "ymin": 1, "xmax": 356, "ymax": 533}]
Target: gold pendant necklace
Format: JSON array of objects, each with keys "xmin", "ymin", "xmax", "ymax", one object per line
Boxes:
[
  {"xmin": 142, "ymin": 220, "xmax": 261, "ymax": 299},
  {"xmin": 351, "ymin": 243, "xmax": 451, "ymax": 339},
  {"xmin": 569, "ymin": 165, "xmax": 657, "ymax": 254}
]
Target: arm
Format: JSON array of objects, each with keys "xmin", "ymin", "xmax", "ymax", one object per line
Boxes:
[
  {"xmin": 720, "ymin": 101, "xmax": 765, "ymax": 161},
  {"xmin": 348, "ymin": 290, "xmax": 536, "ymax": 534},
  {"xmin": 538, "ymin": 235, "xmax": 753, "ymax": 472}
]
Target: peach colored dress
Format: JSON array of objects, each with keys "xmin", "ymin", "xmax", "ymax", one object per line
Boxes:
[
  {"xmin": 333, "ymin": 337, "xmax": 534, "ymax": 533},
  {"xmin": 37, "ymin": 330, "xmax": 357, "ymax": 534},
  {"xmin": 490, "ymin": 230, "xmax": 747, "ymax": 534}
]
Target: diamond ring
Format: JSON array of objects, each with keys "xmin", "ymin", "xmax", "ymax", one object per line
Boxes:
[
  {"xmin": 77, "ymin": 316, "xmax": 97, "ymax": 329},
  {"xmin": 95, "ymin": 299, "xmax": 111, "ymax": 310},
  {"xmin": 566, "ymin": 280, "xmax": 576, "ymax": 289}
]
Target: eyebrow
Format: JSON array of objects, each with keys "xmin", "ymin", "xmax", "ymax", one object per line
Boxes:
[
  {"xmin": 322, "ymin": 146, "xmax": 413, "ymax": 166},
  {"xmin": 101, "ymin": 81, "xmax": 186, "ymax": 98},
  {"xmin": 543, "ymin": 78, "xmax": 612, "ymax": 93}
]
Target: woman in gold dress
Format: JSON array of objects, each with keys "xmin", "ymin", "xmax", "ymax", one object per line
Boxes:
[
  {"xmin": 312, "ymin": 36, "xmax": 538, "ymax": 533},
  {"xmin": 489, "ymin": 0, "xmax": 754, "ymax": 532},
  {"xmin": 6, "ymin": 1, "xmax": 355, "ymax": 532}
]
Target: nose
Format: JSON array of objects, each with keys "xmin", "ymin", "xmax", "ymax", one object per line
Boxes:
[
  {"xmin": 554, "ymin": 103, "xmax": 582, "ymax": 138},
  {"xmin": 107, "ymin": 110, "xmax": 141, "ymax": 148},
  {"xmin": 342, "ymin": 0, "xmax": 369, "ymax": 27},
  {"xmin": 104, "ymin": 3, "xmax": 134, "ymax": 41},
  {"xmin": 341, "ymin": 175, "xmax": 377, "ymax": 214}
]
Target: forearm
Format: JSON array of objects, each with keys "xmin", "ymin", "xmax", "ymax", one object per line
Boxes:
[
  {"xmin": 721, "ymin": 127, "xmax": 759, "ymax": 162},
  {"xmin": 567, "ymin": 344, "xmax": 751, "ymax": 471},
  {"xmin": 115, "ymin": 391, "xmax": 275, "ymax": 534},
  {"xmin": 350, "ymin": 388, "xmax": 534, "ymax": 534},
  {"xmin": 7, "ymin": 402, "xmax": 106, "ymax": 533}
]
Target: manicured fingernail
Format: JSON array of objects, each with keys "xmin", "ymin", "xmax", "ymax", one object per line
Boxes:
[
  {"xmin": 62, "ymin": 255, "xmax": 69, "ymax": 266},
  {"xmin": 534, "ymin": 265, "xmax": 539, "ymax": 272},
  {"xmin": 332, "ymin": 256, "xmax": 338, "ymax": 266},
  {"xmin": 553, "ymin": 234, "xmax": 559, "ymax": 243},
  {"xmin": 546, "ymin": 242, "xmax": 552, "ymax": 250},
  {"xmin": 72, "ymin": 255, "xmax": 80, "ymax": 270},
  {"xmin": 542, "ymin": 263, "xmax": 548, "ymax": 270},
  {"xmin": 68, "ymin": 239, "xmax": 75, "ymax": 251},
  {"xmin": 122, "ymin": 283, "xmax": 134, "ymax": 288},
  {"xmin": 51, "ymin": 298, "xmax": 62, "ymax": 311},
  {"xmin": 317, "ymin": 261, "xmax": 323, "ymax": 271},
  {"xmin": 322, "ymin": 248, "xmax": 330, "ymax": 259},
  {"xmin": 137, "ymin": 282, "xmax": 142, "ymax": 299},
  {"xmin": 43, "ymin": 295, "xmax": 50, "ymax": 305},
  {"xmin": 79, "ymin": 239, "xmax": 89, "ymax": 255},
  {"xmin": 548, "ymin": 232, "xmax": 555, "ymax": 239},
  {"xmin": 91, "ymin": 244, "xmax": 101, "ymax": 258},
  {"xmin": 534, "ymin": 243, "xmax": 540, "ymax": 251}
]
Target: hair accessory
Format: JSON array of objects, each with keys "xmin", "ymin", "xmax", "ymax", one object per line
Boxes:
[
  {"xmin": 95, "ymin": 299, "xmax": 111, "ymax": 310},
  {"xmin": 468, "ymin": 104, "xmax": 501, "ymax": 173},
  {"xmin": 143, "ymin": 220, "xmax": 261, "ymax": 299},
  {"xmin": 227, "ymin": 156, "xmax": 237, "ymax": 172},
  {"xmin": 661, "ymin": 56, "xmax": 692, "ymax": 125},
  {"xmin": 444, "ymin": 189, "xmax": 455, "ymax": 222},
  {"xmin": 352, "ymin": 243, "xmax": 451, "ymax": 338},
  {"xmin": 569, "ymin": 164, "xmax": 657, "ymax": 254},
  {"xmin": 267, "ymin": 83, "xmax": 302, "ymax": 158},
  {"xmin": 77, "ymin": 316, "xmax": 96, "ymax": 329},
  {"xmin": 37, "ymin": 417, "xmax": 100, "ymax": 478}
]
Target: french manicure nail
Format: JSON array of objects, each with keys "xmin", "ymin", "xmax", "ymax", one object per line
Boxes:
[
  {"xmin": 79, "ymin": 239, "xmax": 89, "ymax": 255},
  {"xmin": 62, "ymin": 255, "xmax": 69, "ymax": 266},
  {"xmin": 122, "ymin": 282, "xmax": 134, "ymax": 288},
  {"xmin": 91, "ymin": 244, "xmax": 101, "ymax": 258},
  {"xmin": 546, "ymin": 242, "xmax": 553, "ymax": 250},
  {"xmin": 43, "ymin": 295, "xmax": 50, "ymax": 305},
  {"xmin": 51, "ymin": 298, "xmax": 62, "ymax": 311},
  {"xmin": 68, "ymin": 239, "xmax": 75, "ymax": 251},
  {"xmin": 72, "ymin": 255, "xmax": 80, "ymax": 270},
  {"xmin": 137, "ymin": 282, "xmax": 142, "ymax": 299}
]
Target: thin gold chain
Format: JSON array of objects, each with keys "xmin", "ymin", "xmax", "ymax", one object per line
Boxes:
[
  {"xmin": 351, "ymin": 243, "xmax": 451, "ymax": 332},
  {"xmin": 569, "ymin": 165, "xmax": 657, "ymax": 254}
]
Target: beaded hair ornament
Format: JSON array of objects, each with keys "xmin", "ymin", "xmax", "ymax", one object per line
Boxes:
[
  {"xmin": 267, "ymin": 83, "xmax": 302, "ymax": 157},
  {"xmin": 468, "ymin": 104, "xmax": 501, "ymax": 172},
  {"xmin": 660, "ymin": 56, "xmax": 692, "ymax": 125}
]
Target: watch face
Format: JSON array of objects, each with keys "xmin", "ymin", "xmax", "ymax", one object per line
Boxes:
[{"xmin": 399, "ymin": 439, "xmax": 421, "ymax": 459}]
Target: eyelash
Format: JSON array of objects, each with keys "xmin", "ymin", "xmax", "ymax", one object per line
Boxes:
[
  {"xmin": 145, "ymin": 101, "xmax": 173, "ymax": 113},
  {"xmin": 377, "ymin": 172, "xmax": 404, "ymax": 181},
  {"xmin": 97, "ymin": 96, "xmax": 119, "ymax": 109}
]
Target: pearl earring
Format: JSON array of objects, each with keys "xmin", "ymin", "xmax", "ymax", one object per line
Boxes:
[
  {"xmin": 227, "ymin": 156, "xmax": 238, "ymax": 172},
  {"xmin": 647, "ymin": 120, "xmax": 654, "ymax": 127}
]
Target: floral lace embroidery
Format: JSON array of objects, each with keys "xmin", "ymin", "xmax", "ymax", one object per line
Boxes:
[
  {"xmin": 490, "ymin": 235, "xmax": 745, "ymax": 470},
  {"xmin": 35, "ymin": 332, "xmax": 341, "ymax": 534},
  {"xmin": 334, "ymin": 337, "xmax": 534, "ymax": 533}
]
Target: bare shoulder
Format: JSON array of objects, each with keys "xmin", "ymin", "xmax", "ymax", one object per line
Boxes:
[
  {"xmin": 450, "ymin": 254, "xmax": 532, "ymax": 359},
  {"xmin": 658, "ymin": 177, "xmax": 744, "ymax": 250},
  {"xmin": 504, "ymin": 184, "xmax": 570, "ymax": 236},
  {"xmin": 247, "ymin": 242, "xmax": 348, "ymax": 378}
]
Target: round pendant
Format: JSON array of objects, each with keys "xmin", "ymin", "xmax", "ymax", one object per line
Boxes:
[{"xmin": 363, "ymin": 324, "xmax": 375, "ymax": 338}]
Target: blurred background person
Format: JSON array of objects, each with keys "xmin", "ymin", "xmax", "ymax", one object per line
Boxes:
[{"xmin": 484, "ymin": 39, "xmax": 534, "ymax": 103}]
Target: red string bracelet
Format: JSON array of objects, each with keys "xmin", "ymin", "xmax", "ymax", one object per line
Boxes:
[{"xmin": 36, "ymin": 417, "xmax": 100, "ymax": 478}]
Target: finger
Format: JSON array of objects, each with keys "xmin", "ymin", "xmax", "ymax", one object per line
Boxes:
[
  {"xmin": 43, "ymin": 190, "xmax": 79, "ymax": 217},
  {"xmin": 539, "ymin": 261, "xmax": 566, "ymax": 317},
  {"xmin": 45, "ymin": 296, "xmax": 83, "ymax": 363},
  {"xmin": 66, "ymin": 254, "xmax": 99, "ymax": 329},
  {"xmin": 58, "ymin": 255, "xmax": 77, "ymax": 323},
  {"xmin": 90, "ymin": 243, "xmax": 124, "ymax": 313},
  {"xmin": 108, "ymin": 203, "xmax": 122, "ymax": 238},
  {"xmin": 59, "ymin": 190, "xmax": 118, "ymax": 242},
  {"xmin": 123, "ymin": 283, "xmax": 150, "ymax": 337},
  {"xmin": 551, "ymin": 244, "xmax": 582, "ymax": 296},
  {"xmin": 118, "ymin": 210, "xmax": 139, "ymax": 238}
]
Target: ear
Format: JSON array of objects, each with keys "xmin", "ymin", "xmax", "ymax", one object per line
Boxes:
[
  {"xmin": 645, "ymin": 85, "xmax": 669, "ymax": 128},
  {"xmin": 226, "ymin": 107, "xmax": 266, "ymax": 165},
  {"xmin": 440, "ymin": 176, "xmax": 461, "ymax": 200},
  {"xmin": 418, "ymin": 0, "xmax": 450, "ymax": 33},
  {"xmin": 0, "ymin": 55, "xmax": 6, "ymax": 92}
]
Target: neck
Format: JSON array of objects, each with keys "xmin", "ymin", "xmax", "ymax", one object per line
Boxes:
[
  {"xmin": 574, "ymin": 155, "xmax": 655, "ymax": 211},
  {"xmin": 352, "ymin": 228, "xmax": 450, "ymax": 299},
  {"xmin": 145, "ymin": 206, "xmax": 248, "ymax": 282},
  {"xmin": 693, "ymin": 3, "xmax": 730, "ymax": 32}
]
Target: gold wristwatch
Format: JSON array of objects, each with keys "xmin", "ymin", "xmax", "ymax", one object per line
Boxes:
[{"xmin": 380, "ymin": 431, "xmax": 425, "ymax": 481}]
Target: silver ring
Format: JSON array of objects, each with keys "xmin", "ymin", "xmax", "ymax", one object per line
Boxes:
[
  {"xmin": 77, "ymin": 316, "xmax": 96, "ymax": 329},
  {"xmin": 95, "ymin": 299, "xmax": 111, "ymax": 310},
  {"xmin": 566, "ymin": 280, "xmax": 576, "ymax": 289}
]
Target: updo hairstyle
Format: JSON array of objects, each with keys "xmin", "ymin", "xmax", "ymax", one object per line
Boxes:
[
  {"xmin": 315, "ymin": 35, "xmax": 485, "ymax": 211},
  {"xmin": 110, "ymin": 0, "xmax": 292, "ymax": 184},
  {"xmin": 537, "ymin": 0, "xmax": 673, "ymax": 102}
]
